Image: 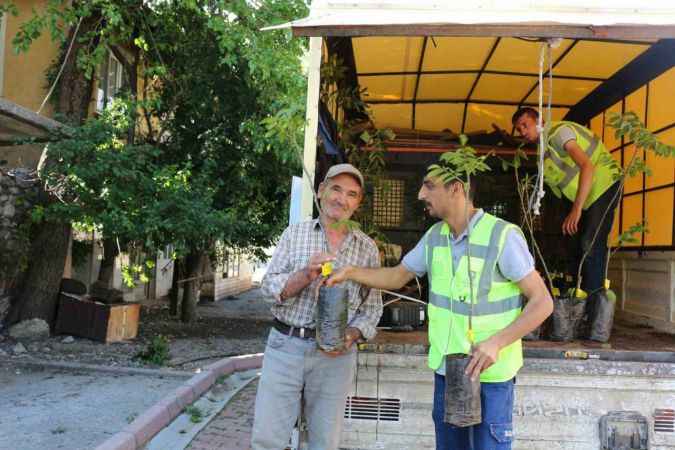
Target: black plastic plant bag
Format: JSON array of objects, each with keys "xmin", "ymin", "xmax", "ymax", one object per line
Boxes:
[
  {"xmin": 316, "ymin": 285, "xmax": 349, "ymax": 352},
  {"xmin": 444, "ymin": 354, "xmax": 482, "ymax": 427},
  {"xmin": 589, "ymin": 289, "xmax": 616, "ymax": 343},
  {"xmin": 550, "ymin": 295, "xmax": 586, "ymax": 341}
]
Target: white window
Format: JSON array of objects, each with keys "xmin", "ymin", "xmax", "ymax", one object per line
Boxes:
[
  {"xmin": 222, "ymin": 251, "xmax": 240, "ymax": 279},
  {"xmin": 96, "ymin": 52, "xmax": 126, "ymax": 111}
]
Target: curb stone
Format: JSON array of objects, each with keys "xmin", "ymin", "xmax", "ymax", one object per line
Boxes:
[{"xmin": 93, "ymin": 353, "xmax": 263, "ymax": 450}]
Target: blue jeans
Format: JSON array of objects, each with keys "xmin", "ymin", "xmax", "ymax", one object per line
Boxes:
[{"xmin": 432, "ymin": 373, "xmax": 514, "ymax": 450}]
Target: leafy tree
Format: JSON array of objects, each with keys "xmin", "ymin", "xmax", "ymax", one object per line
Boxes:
[{"xmin": 7, "ymin": 0, "xmax": 307, "ymax": 325}]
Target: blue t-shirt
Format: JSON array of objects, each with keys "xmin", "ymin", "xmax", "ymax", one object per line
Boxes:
[{"xmin": 401, "ymin": 209, "xmax": 535, "ymax": 375}]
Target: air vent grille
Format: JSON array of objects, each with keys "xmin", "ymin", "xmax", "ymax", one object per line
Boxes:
[
  {"xmin": 345, "ymin": 396, "xmax": 401, "ymax": 422},
  {"xmin": 654, "ymin": 408, "xmax": 675, "ymax": 433}
]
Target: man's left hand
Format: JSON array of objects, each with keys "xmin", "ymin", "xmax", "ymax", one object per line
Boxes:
[
  {"xmin": 322, "ymin": 327, "xmax": 362, "ymax": 357},
  {"xmin": 465, "ymin": 338, "xmax": 501, "ymax": 380},
  {"xmin": 562, "ymin": 206, "xmax": 582, "ymax": 235}
]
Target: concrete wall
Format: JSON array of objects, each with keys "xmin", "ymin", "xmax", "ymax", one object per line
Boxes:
[
  {"xmin": 608, "ymin": 251, "xmax": 675, "ymax": 334},
  {"xmin": 344, "ymin": 353, "xmax": 675, "ymax": 450}
]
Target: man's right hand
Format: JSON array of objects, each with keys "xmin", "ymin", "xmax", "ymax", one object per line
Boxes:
[
  {"xmin": 307, "ymin": 252, "xmax": 335, "ymax": 280},
  {"xmin": 325, "ymin": 266, "xmax": 352, "ymax": 286}
]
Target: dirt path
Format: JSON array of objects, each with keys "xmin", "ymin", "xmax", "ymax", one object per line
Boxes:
[{"xmin": 0, "ymin": 288, "xmax": 273, "ymax": 371}]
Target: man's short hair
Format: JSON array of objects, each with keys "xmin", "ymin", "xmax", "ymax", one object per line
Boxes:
[
  {"xmin": 445, "ymin": 176, "xmax": 477, "ymax": 201},
  {"xmin": 512, "ymin": 107, "xmax": 539, "ymax": 125},
  {"xmin": 427, "ymin": 165, "xmax": 477, "ymax": 201}
]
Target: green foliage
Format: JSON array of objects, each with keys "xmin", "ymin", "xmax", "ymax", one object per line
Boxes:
[
  {"xmin": 184, "ymin": 405, "xmax": 204, "ymax": 424},
  {"xmin": 135, "ymin": 335, "xmax": 170, "ymax": 366},
  {"xmin": 500, "ymin": 145, "xmax": 529, "ymax": 172},
  {"xmin": 427, "ymin": 136, "xmax": 492, "ymax": 187},
  {"xmin": 0, "ymin": 2, "xmax": 18, "ymax": 19},
  {"xmin": 14, "ymin": 0, "xmax": 309, "ymax": 278},
  {"xmin": 615, "ymin": 221, "xmax": 648, "ymax": 246},
  {"xmin": 608, "ymin": 112, "xmax": 675, "ymax": 158}
]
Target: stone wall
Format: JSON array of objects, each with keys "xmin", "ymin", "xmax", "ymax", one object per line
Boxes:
[{"xmin": 0, "ymin": 168, "xmax": 38, "ymax": 298}]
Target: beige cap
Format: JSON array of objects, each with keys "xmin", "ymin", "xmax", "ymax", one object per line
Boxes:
[{"xmin": 323, "ymin": 163, "xmax": 364, "ymax": 187}]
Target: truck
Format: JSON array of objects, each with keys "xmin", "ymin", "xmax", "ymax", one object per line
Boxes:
[{"xmin": 272, "ymin": 1, "xmax": 675, "ymax": 448}]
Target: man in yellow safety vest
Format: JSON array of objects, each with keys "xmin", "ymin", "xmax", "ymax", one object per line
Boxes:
[
  {"xmin": 327, "ymin": 162, "xmax": 553, "ymax": 450},
  {"xmin": 512, "ymin": 108, "xmax": 621, "ymax": 339}
]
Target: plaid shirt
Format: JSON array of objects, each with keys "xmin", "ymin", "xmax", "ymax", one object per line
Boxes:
[{"xmin": 261, "ymin": 219, "xmax": 383, "ymax": 340}]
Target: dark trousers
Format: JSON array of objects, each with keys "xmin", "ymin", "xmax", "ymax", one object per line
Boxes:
[{"xmin": 567, "ymin": 181, "xmax": 621, "ymax": 294}]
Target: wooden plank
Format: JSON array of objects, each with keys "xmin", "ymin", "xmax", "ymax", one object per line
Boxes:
[
  {"xmin": 293, "ymin": 24, "xmax": 675, "ymax": 40},
  {"xmin": 106, "ymin": 303, "xmax": 140, "ymax": 342},
  {"xmin": 300, "ymin": 37, "xmax": 323, "ymax": 220}
]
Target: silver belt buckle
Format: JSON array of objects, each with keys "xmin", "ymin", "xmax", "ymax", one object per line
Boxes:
[{"xmin": 300, "ymin": 328, "xmax": 306, "ymax": 338}]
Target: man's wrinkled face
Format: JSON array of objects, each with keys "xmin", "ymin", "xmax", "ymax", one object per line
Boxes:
[
  {"xmin": 418, "ymin": 176, "xmax": 455, "ymax": 219},
  {"xmin": 514, "ymin": 114, "xmax": 540, "ymax": 143},
  {"xmin": 318, "ymin": 173, "xmax": 362, "ymax": 223}
]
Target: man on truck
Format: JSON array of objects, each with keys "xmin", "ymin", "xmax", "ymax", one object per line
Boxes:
[{"xmin": 512, "ymin": 107, "xmax": 621, "ymax": 340}]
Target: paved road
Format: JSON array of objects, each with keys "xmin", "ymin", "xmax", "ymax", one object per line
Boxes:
[{"xmin": 0, "ymin": 363, "xmax": 186, "ymax": 450}]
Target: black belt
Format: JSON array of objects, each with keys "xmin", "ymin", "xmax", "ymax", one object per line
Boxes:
[{"xmin": 273, "ymin": 319, "xmax": 316, "ymax": 339}]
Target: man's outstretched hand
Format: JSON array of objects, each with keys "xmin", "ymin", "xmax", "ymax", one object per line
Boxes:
[{"xmin": 325, "ymin": 266, "xmax": 352, "ymax": 287}]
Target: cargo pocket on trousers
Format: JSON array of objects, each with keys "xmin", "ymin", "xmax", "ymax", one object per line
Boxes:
[{"xmin": 489, "ymin": 422, "xmax": 514, "ymax": 444}]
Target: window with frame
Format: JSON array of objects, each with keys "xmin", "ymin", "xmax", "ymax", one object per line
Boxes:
[
  {"xmin": 96, "ymin": 52, "xmax": 127, "ymax": 111},
  {"xmin": 373, "ymin": 178, "xmax": 405, "ymax": 228},
  {"xmin": 222, "ymin": 251, "xmax": 241, "ymax": 279}
]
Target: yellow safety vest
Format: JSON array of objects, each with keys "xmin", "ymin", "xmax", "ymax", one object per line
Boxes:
[
  {"xmin": 545, "ymin": 121, "xmax": 619, "ymax": 209},
  {"xmin": 425, "ymin": 213, "xmax": 524, "ymax": 383}
]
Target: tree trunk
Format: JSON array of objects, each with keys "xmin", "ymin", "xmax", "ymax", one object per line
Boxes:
[
  {"xmin": 180, "ymin": 251, "xmax": 203, "ymax": 323},
  {"xmin": 8, "ymin": 221, "xmax": 71, "ymax": 326},
  {"xmin": 97, "ymin": 238, "xmax": 120, "ymax": 286},
  {"xmin": 9, "ymin": 12, "xmax": 99, "ymax": 328},
  {"xmin": 169, "ymin": 258, "xmax": 182, "ymax": 317}
]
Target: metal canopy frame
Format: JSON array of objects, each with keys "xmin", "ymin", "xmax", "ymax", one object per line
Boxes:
[{"xmin": 353, "ymin": 36, "xmax": 654, "ymax": 133}]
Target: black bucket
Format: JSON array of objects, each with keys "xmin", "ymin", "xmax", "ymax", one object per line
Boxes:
[
  {"xmin": 550, "ymin": 295, "xmax": 586, "ymax": 342},
  {"xmin": 444, "ymin": 354, "xmax": 482, "ymax": 427},
  {"xmin": 316, "ymin": 286, "xmax": 349, "ymax": 352},
  {"xmin": 589, "ymin": 289, "xmax": 616, "ymax": 343}
]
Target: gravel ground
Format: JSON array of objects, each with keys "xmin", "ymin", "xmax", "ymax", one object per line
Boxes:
[{"xmin": 0, "ymin": 288, "xmax": 273, "ymax": 371}]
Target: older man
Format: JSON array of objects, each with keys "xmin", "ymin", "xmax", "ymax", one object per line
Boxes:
[{"xmin": 251, "ymin": 163, "xmax": 383, "ymax": 450}]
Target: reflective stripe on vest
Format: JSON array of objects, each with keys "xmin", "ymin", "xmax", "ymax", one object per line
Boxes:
[
  {"xmin": 545, "ymin": 121, "xmax": 618, "ymax": 208},
  {"xmin": 547, "ymin": 122, "xmax": 599, "ymax": 191},
  {"xmin": 425, "ymin": 218, "xmax": 523, "ymax": 315}
]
